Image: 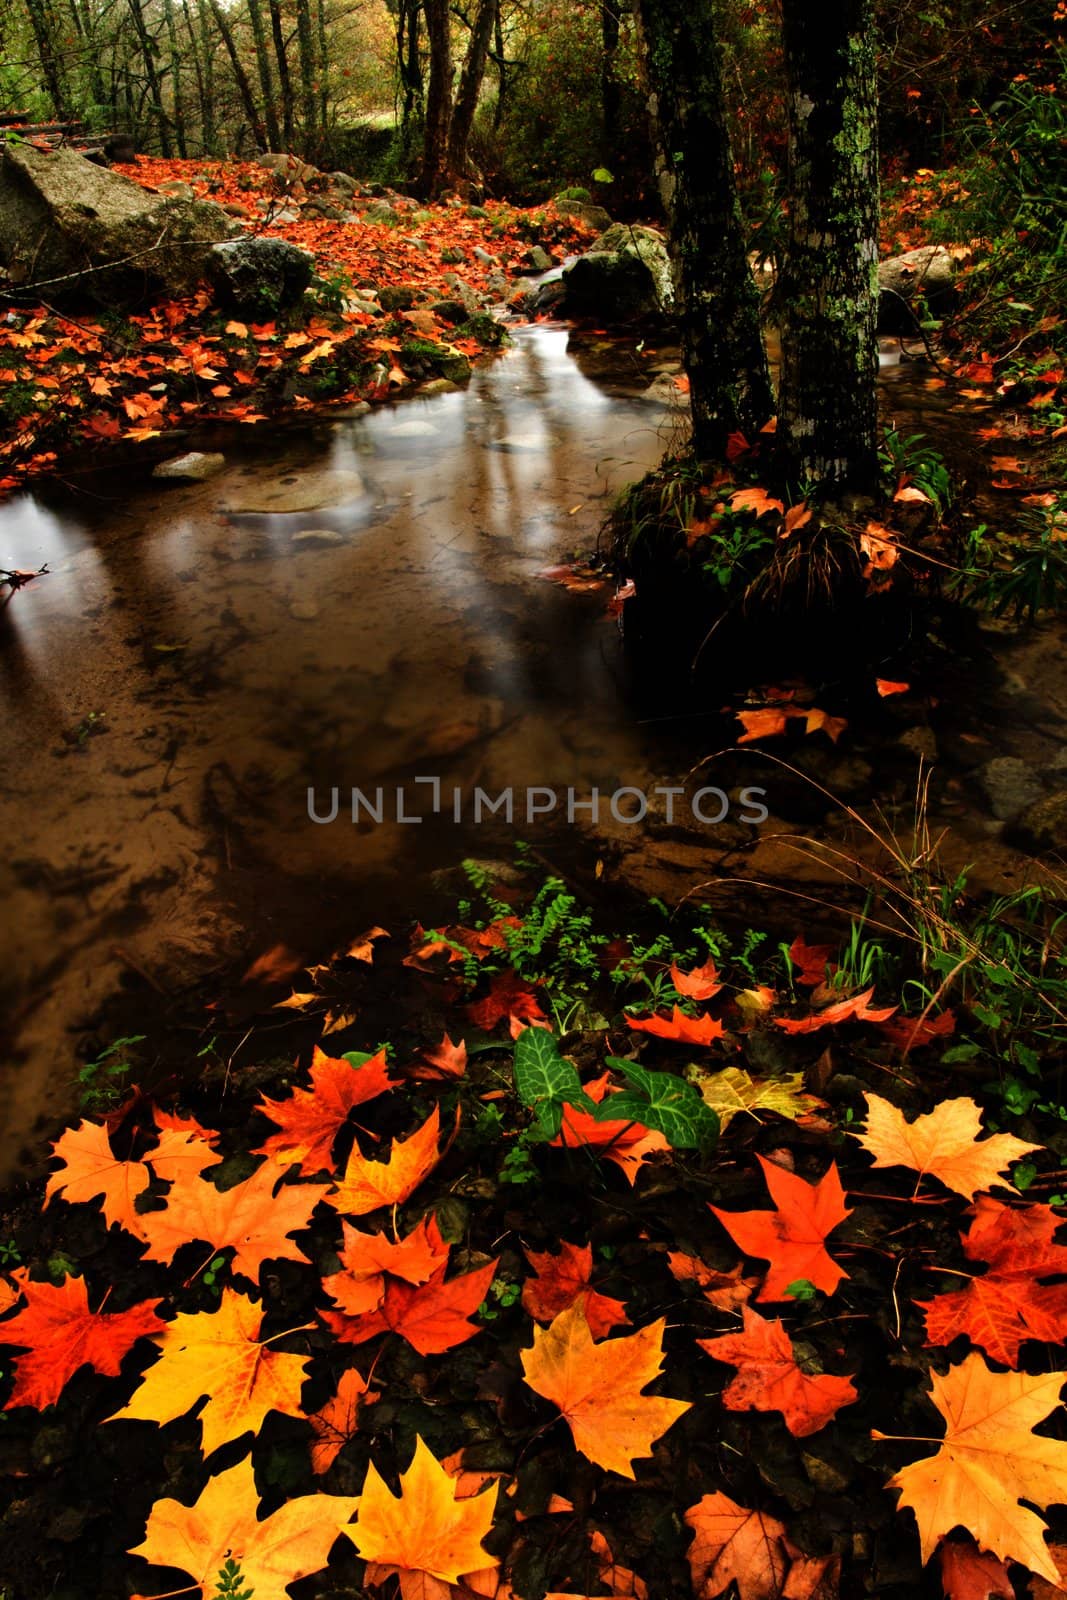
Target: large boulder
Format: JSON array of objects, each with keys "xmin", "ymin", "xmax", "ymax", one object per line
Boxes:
[
  {"xmin": 878, "ymin": 245, "xmax": 964, "ymax": 331},
  {"xmin": 0, "ymin": 142, "xmax": 240, "ymax": 307},
  {"xmin": 204, "ymin": 235, "xmax": 314, "ymax": 318},
  {"xmin": 560, "ymin": 223, "xmax": 674, "ymax": 322},
  {"xmin": 552, "ymin": 192, "xmax": 613, "ymax": 232}
]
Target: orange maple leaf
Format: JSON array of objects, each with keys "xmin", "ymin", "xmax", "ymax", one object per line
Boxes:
[
  {"xmin": 852, "ymin": 1094, "xmax": 1041, "ymax": 1200},
  {"xmin": 145, "ymin": 1120, "xmax": 220, "ymax": 1185},
  {"xmin": 683, "ymin": 1491, "xmax": 837, "ymax": 1600},
  {"xmin": 129, "ymin": 1455, "xmax": 359, "ymax": 1597},
  {"xmin": 520, "ymin": 1302, "xmax": 690, "ymax": 1478},
  {"xmin": 711, "ymin": 1154, "xmax": 851, "ymax": 1301},
  {"xmin": 108, "ymin": 1287, "xmax": 310, "ymax": 1456},
  {"xmin": 625, "ymin": 1006, "xmax": 725, "ymax": 1045},
  {"xmin": 410, "ymin": 1033, "xmax": 469, "ymax": 1080},
  {"xmin": 937, "ymin": 1536, "xmax": 1014, "ymax": 1600},
  {"xmin": 44, "ymin": 1120, "xmax": 150, "ymax": 1235},
  {"xmin": 308, "ymin": 1367, "xmax": 380, "ymax": 1475},
  {"xmin": 0, "ymin": 1270, "xmax": 165, "ymax": 1411},
  {"xmin": 345, "ymin": 925, "xmax": 390, "ymax": 962},
  {"xmin": 670, "ymin": 960, "xmax": 723, "ymax": 1001},
  {"xmin": 254, "ymin": 1046, "xmax": 396, "ymax": 1175},
  {"xmin": 877, "ymin": 1355, "xmax": 1067, "ymax": 1581},
  {"xmin": 325, "ymin": 1213, "xmax": 451, "ymax": 1315},
  {"xmin": 775, "ymin": 986, "xmax": 896, "ymax": 1034},
  {"xmin": 324, "ymin": 1257, "xmax": 498, "ymax": 1355},
  {"xmin": 730, "ymin": 487, "xmax": 786, "ymax": 518},
  {"xmin": 345, "ymin": 1435, "xmax": 499, "ymax": 1595},
  {"xmin": 467, "ymin": 972, "xmax": 546, "ymax": 1031},
  {"xmin": 917, "ymin": 1197, "xmax": 1067, "ymax": 1367},
  {"xmin": 326, "ymin": 1104, "xmax": 450, "ymax": 1217},
  {"xmin": 667, "ymin": 1255, "xmax": 759, "ymax": 1311},
  {"xmin": 698, "ymin": 1304, "xmax": 857, "ymax": 1436},
  {"xmin": 522, "ymin": 1241, "xmax": 629, "ymax": 1339},
  {"xmin": 137, "ymin": 1161, "xmax": 327, "ymax": 1281}
]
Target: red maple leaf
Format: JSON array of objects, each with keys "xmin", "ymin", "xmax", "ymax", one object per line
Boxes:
[
  {"xmin": 0, "ymin": 1271, "xmax": 165, "ymax": 1411},
  {"xmin": 711, "ymin": 1155, "xmax": 851, "ymax": 1301},
  {"xmin": 918, "ymin": 1197, "xmax": 1067, "ymax": 1367},
  {"xmin": 467, "ymin": 972, "xmax": 546, "ymax": 1031},
  {"xmin": 625, "ymin": 1006, "xmax": 725, "ymax": 1045},
  {"xmin": 322, "ymin": 1259, "xmax": 499, "ymax": 1355},
  {"xmin": 522, "ymin": 1241, "xmax": 629, "ymax": 1338},
  {"xmin": 775, "ymin": 986, "xmax": 896, "ymax": 1034},
  {"xmin": 253, "ymin": 1046, "xmax": 395, "ymax": 1175},
  {"xmin": 698, "ymin": 1304, "xmax": 857, "ymax": 1436}
]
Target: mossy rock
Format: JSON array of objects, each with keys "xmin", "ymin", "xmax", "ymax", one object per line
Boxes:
[
  {"xmin": 378, "ymin": 284, "xmax": 419, "ymax": 312},
  {"xmin": 456, "ymin": 312, "xmax": 509, "ymax": 348},
  {"xmin": 401, "ymin": 339, "xmax": 472, "ymax": 384}
]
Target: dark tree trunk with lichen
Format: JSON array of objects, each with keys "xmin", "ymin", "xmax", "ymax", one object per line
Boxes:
[
  {"xmin": 777, "ymin": 0, "xmax": 879, "ymax": 489},
  {"xmin": 418, "ymin": 0, "xmax": 453, "ymax": 197},
  {"xmin": 633, "ymin": 0, "xmax": 772, "ymax": 459}
]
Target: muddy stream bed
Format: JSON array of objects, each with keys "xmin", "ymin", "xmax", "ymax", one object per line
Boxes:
[{"xmin": 0, "ymin": 323, "xmax": 1063, "ymax": 1182}]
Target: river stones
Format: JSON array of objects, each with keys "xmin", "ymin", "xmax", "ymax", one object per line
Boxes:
[
  {"xmin": 221, "ymin": 467, "xmax": 366, "ymax": 515},
  {"xmin": 152, "ymin": 451, "xmax": 226, "ymax": 482}
]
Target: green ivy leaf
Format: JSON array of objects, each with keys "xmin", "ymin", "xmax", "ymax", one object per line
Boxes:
[
  {"xmin": 596, "ymin": 1057, "xmax": 719, "ymax": 1151},
  {"xmin": 513, "ymin": 1027, "xmax": 592, "ymax": 1139}
]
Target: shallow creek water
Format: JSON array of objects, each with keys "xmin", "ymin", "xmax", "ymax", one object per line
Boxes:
[{"xmin": 0, "ymin": 324, "xmax": 1062, "ymax": 1178}]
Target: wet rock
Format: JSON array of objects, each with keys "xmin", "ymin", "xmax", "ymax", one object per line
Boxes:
[
  {"xmin": 897, "ymin": 726, "xmax": 937, "ymax": 761},
  {"xmin": 431, "ymin": 297, "xmax": 470, "ymax": 325},
  {"xmin": 0, "ymin": 143, "xmax": 239, "ymax": 307},
  {"xmin": 402, "ymin": 341, "xmax": 472, "ymax": 385},
  {"xmin": 1016, "ymin": 789, "xmax": 1067, "ymax": 852},
  {"xmin": 561, "ymin": 223, "xmax": 674, "ymax": 323},
  {"xmin": 878, "ymin": 244, "xmax": 963, "ymax": 321},
  {"xmin": 524, "ymin": 245, "xmax": 553, "ymax": 273},
  {"xmin": 257, "ymin": 150, "xmax": 319, "ymax": 184},
  {"xmin": 291, "ymin": 528, "xmax": 344, "ymax": 546},
  {"xmin": 419, "ymin": 378, "xmax": 459, "ymax": 396},
  {"xmin": 156, "ymin": 178, "xmax": 195, "ymax": 201},
  {"xmin": 221, "ymin": 467, "xmax": 365, "ymax": 514},
  {"xmin": 303, "ymin": 199, "xmax": 342, "ymax": 221},
  {"xmin": 979, "ymin": 755, "xmax": 1045, "ymax": 821},
  {"xmin": 441, "ymin": 245, "xmax": 466, "ymax": 264},
  {"xmin": 205, "ymin": 234, "xmax": 312, "ymax": 317},
  {"xmin": 364, "ymin": 200, "xmax": 398, "ymax": 224},
  {"xmin": 378, "ymin": 284, "xmax": 418, "ymax": 312},
  {"xmin": 473, "ymin": 245, "xmax": 497, "ymax": 266},
  {"xmin": 152, "ymin": 451, "xmax": 225, "ymax": 482},
  {"xmin": 389, "ymin": 419, "xmax": 441, "ymax": 437},
  {"xmin": 552, "ymin": 192, "xmax": 612, "ymax": 231}
]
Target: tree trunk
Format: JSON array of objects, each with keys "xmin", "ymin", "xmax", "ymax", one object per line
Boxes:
[
  {"xmin": 267, "ymin": 0, "xmax": 295, "ymax": 149},
  {"xmin": 633, "ymin": 0, "xmax": 773, "ymax": 458},
  {"xmin": 396, "ymin": 0, "xmax": 423, "ymax": 131},
  {"xmin": 246, "ymin": 0, "xmax": 283, "ymax": 150},
  {"xmin": 126, "ymin": 0, "xmax": 173, "ymax": 155},
  {"xmin": 446, "ymin": 0, "xmax": 495, "ymax": 181},
  {"xmin": 207, "ymin": 0, "xmax": 268, "ymax": 149},
  {"xmin": 295, "ymin": 0, "xmax": 318, "ymax": 158},
  {"xmin": 161, "ymin": 0, "xmax": 188, "ymax": 155},
  {"xmin": 23, "ymin": 0, "xmax": 70, "ymax": 119},
  {"xmin": 316, "ymin": 0, "xmax": 329, "ymax": 142},
  {"xmin": 190, "ymin": 0, "xmax": 216, "ymax": 152},
  {"xmin": 417, "ymin": 0, "xmax": 452, "ymax": 196},
  {"xmin": 777, "ymin": 0, "xmax": 880, "ymax": 488}
]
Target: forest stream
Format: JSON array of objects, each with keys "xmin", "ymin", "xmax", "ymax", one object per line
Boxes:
[{"xmin": 0, "ymin": 323, "xmax": 1063, "ymax": 1181}]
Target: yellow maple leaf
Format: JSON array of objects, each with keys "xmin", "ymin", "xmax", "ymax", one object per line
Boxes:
[
  {"xmin": 109, "ymin": 1287, "xmax": 310, "ymax": 1456},
  {"xmin": 129, "ymin": 1455, "xmax": 359, "ymax": 1596},
  {"xmin": 878, "ymin": 1354, "xmax": 1067, "ymax": 1581},
  {"xmin": 520, "ymin": 1302, "xmax": 690, "ymax": 1479},
  {"xmin": 853, "ymin": 1094, "xmax": 1041, "ymax": 1199},
  {"xmin": 327, "ymin": 1105, "xmax": 446, "ymax": 1217},
  {"xmin": 345, "ymin": 1435, "xmax": 499, "ymax": 1590},
  {"xmin": 688, "ymin": 1066, "xmax": 827, "ymax": 1131}
]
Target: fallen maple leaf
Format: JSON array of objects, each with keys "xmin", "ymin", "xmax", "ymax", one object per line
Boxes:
[
  {"xmin": 129, "ymin": 1455, "xmax": 359, "ymax": 1597},
  {"xmin": 788, "ymin": 937, "xmax": 836, "ymax": 986},
  {"xmin": 775, "ymin": 987, "xmax": 896, "ymax": 1034},
  {"xmin": 684, "ymin": 1492, "xmax": 789, "ymax": 1600},
  {"xmin": 853, "ymin": 1094, "xmax": 1041, "ymax": 1200},
  {"xmin": 878, "ymin": 1010, "xmax": 956, "ymax": 1051},
  {"xmin": 711, "ymin": 1155, "xmax": 851, "ymax": 1301},
  {"xmin": 108, "ymin": 1287, "xmax": 311, "ymax": 1455},
  {"xmin": 254, "ymin": 1046, "xmax": 395, "ymax": 1175},
  {"xmin": 346, "ymin": 1435, "xmax": 499, "ymax": 1594},
  {"xmin": 625, "ymin": 1006, "xmax": 725, "ymax": 1045},
  {"xmin": 0, "ymin": 1270, "xmax": 165, "ymax": 1410},
  {"xmin": 938, "ymin": 1536, "xmax": 1014, "ymax": 1600},
  {"xmin": 326, "ymin": 1213, "xmax": 452, "ymax": 1315},
  {"xmin": 520, "ymin": 1302, "xmax": 690, "ymax": 1478},
  {"xmin": 522, "ymin": 1241, "xmax": 629, "ymax": 1339},
  {"xmin": 44, "ymin": 1120, "xmax": 150, "ymax": 1235},
  {"xmin": 326, "ymin": 1104, "xmax": 448, "ymax": 1217},
  {"xmin": 410, "ymin": 1033, "xmax": 469, "ymax": 1079},
  {"xmin": 145, "ymin": 1121, "xmax": 220, "ymax": 1185},
  {"xmin": 876, "ymin": 678, "xmax": 911, "ymax": 697},
  {"xmin": 878, "ymin": 1354, "xmax": 1067, "ymax": 1581},
  {"xmin": 345, "ymin": 925, "xmax": 390, "ymax": 962},
  {"xmin": 689, "ymin": 1066, "xmax": 827, "ymax": 1131},
  {"xmin": 670, "ymin": 960, "xmax": 723, "ymax": 1001},
  {"xmin": 137, "ymin": 1161, "xmax": 327, "ymax": 1281},
  {"xmin": 324, "ymin": 1257, "xmax": 498, "ymax": 1355},
  {"xmin": 698, "ymin": 1305, "xmax": 857, "ymax": 1436},
  {"xmin": 918, "ymin": 1197, "xmax": 1067, "ymax": 1366},
  {"xmin": 731, "ymin": 487, "xmax": 786, "ymax": 518},
  {"xmin": 551, "ymin": 1074, "xmax": 670, "ymax": 1184},
  {"xmin": 667, "ymin": 1255, "xmax": 759, "ymax": 1311},
  {"xmin": 242, "ymin": 943, "xmax": 303, "ymax": 984},
  {"xmin": 308, "ymin": 1367, "xmax": 380, "ymax": 1475},
  {"xmin": 467, "ymin": 972, "xmax": 546, "ymax": 1031}
]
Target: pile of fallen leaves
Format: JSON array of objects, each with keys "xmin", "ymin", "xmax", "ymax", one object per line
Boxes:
[
  {"xmin": 0, "ymin": 158, "xmax": 592, "ymax": 496},
  {"xmin": 2, "ymin": 902, "xmax": 1066, "ymax": 1600}
]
